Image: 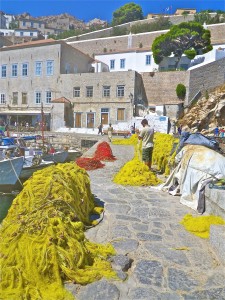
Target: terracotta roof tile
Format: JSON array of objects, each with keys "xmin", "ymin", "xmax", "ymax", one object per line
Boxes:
[{"xmin": 2, "ymin": 38, "xmax": 59, "ymax": 49}]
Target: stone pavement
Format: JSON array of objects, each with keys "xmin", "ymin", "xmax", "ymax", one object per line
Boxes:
[{"xmin": 66, "ymin": 140, "xmax": 225, "ymax": 300}]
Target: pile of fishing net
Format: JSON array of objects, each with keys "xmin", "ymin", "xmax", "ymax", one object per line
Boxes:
[
  {"xmin": 180, "ymin": 214, "xmax": 225, "ymax": 238},
  {"xmin": 93, "ymin": 141, "xmax": 116, "ymax": 161},
  {"xmin": 113, "ymin": 146, "xmax": 161, "ymax": 186},
  {"xmin": 112, "ymin": 134, "xmax": 138, "ymax": 145},
  {"xmin": 76, "ymin": 157, "xmax": 105, "ymax": 170},
  {"xmin": 152, "ymin": 132, "xmax": 179, "ymax": 175},
  {"xmin": 0, "ymin": 163, "xmax": 116, "ymax": 300}
]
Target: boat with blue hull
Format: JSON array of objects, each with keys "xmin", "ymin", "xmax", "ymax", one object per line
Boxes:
[{"xmin": 0, "ymin": 157, "xmax": 24, "ymax": 192}]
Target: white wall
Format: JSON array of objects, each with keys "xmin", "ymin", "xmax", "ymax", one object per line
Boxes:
[
  {"xmin": 14, "ymin": 30, "xmax": 38, "ymax": 37},
  {"xmin": 0, "ymin": 29, "xmax": 14, "ymax": 36},
  {"xmin": 95, "ymin": 50, "xmax": 158, "ymax": 73}
]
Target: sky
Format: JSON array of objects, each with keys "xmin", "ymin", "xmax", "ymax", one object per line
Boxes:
[{"xmin": 1, "ymin": 0, "xmax": 225, "ymax": 23}]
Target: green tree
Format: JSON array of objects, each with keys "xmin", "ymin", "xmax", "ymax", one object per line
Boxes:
[
  {"xmin": 9, "ymin": 20, "xmax": 18, "ymax": 29},
  {"xmin": 152, "ymin": 22, "xmax": 213, "ymax": 69},
  {"xmin": 112, "ymin": 2, "xmax": 144, "ymax": 26}
]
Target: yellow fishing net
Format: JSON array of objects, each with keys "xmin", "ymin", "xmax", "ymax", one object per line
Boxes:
[
  {"xmin": 112, "ymin": 132, "xmax": 178, "ymax": 176},
  {"xmin": 113, "ymin": 144, "xmax": 161, "ymax": 186},
  {"xmin": 180, "ymin": 214, "xmax": 225, "ymax": 239},
  {"xmin": 152, "ymin": 132, "xmax": 179, "ymax": 175},
  {"xmin": 112, "ymin": 134, "xmax": 138, "ymax": 145},
  {"xmin": 0, "ymin": 163, "xmax": 116, "ymax": 300}
]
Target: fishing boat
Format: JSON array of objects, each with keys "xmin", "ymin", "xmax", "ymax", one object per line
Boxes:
[
  {"xmin": 20, "ymin": 155, "xmax": 54, "ymax": 180},
  {"xmin": 66, "ymin": 149, "xmax": 82, "ymax": 162},
  {"xmin": 0, "ymin": 157, "xmax": 24, "ymax": 192},
  {"xmin": 42, "ymin": 150, "xmax": 69, "ymax": 163}
]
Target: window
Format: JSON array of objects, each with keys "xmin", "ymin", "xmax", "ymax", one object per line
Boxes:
[
  {"xmin": 146, "ymin": 55, "xmax": 151, "ymax": 65},
  {"xmin": 22, "ymin": 21, "xmax": 26, "ymax": 26},
  {"xmin": 30, "ymin": 32, "xmax": 33, "ymax": 37},
  {"xmin": 0, "ymin": 94, "xmax": 6, "ymax": 104},
  {"xmin": 117, "ymin": 85, "xmax": 125, "ymax": 97},
  {"xmin": 110, "ymin": 60, "xmax": 115, "ymax": 70},
  {"xmin": 22, "ymin": 63, "xmax": 28, "ymax": 76},
  {"xmin": 46, "ymin": 91, "xmax": 52, "ymax": 103},
  {"xmin": 35, "ymin": 92, "xmax": 41, "ymax": 104},
  {"xmin": 46, "ymin": 60, "xmax": 54, "ymax": 76},
  {"xmin": 20, "ymin": 32, "xmax": 23, "ymax": 36},
  {"xmin": 73, "ymin": 87, "xmax": 80, "ymax": 97},
  {"xmin": 101, "ymin": 108, "xmax": 109, "ymax": 112},
  {"xmin": 22, "ymin": 92, "xmax": 27, "ymax": 104},
  {"xmin": 86, "ymin": 86, "xmax": 93, "ymax": 97},
  {"xmin": 35, "ymin": 61, "xmax": 42, "ymax": 76},
  {"xmin": 11, "ymin": 64, "xmax": 18, "ymax": 77},
  {"xmin": 120, "ymin": 59, "xmax": 125, "ymax": 69},
  {"xmin": 103, "ymin": 86, "xmax": 110, "ymax": 97},
  {"xmin": 117, "ymin": 108, "xmax": 125, "ymax": 121},
  {"xmin": 1, "ymin": 65, "xmax": 6, "ymax": 78},
  {"xmin": 31, "ymin": 22, "xmax": 34, "ymax": 27},
  {"xmin": 12, "ymin": 92, "xmax": 18, "ymax": 105}
]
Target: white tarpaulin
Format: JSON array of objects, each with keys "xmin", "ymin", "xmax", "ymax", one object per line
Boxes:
[{"xmin": 161, "ymin": 144, "xmax": 225, "ymax": 213}]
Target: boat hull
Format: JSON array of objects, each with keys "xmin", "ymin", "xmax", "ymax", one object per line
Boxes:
[
  {"xmin": 66, "ymin": 150, "xmax": 82, "ymax": 162},
  {"xmin": 43, "ymin": 151, "xmax": 68, "ymax": 163},
  {"xmin": 20, "ymin": 161, "xmax": 54, "ymax": 180},
  {"xmin": 0, "ymin": 157, "xmax": 24, "ymax": 186}
]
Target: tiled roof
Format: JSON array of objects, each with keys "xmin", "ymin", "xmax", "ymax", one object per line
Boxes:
[{"xmin": 1, "ymin": 38, "xmax": 60, "ymax": 49}]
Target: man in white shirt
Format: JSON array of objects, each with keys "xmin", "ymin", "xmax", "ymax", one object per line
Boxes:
[{"xmin": 138, "ymin": 119, "xmax": 154, "ymax": 170}]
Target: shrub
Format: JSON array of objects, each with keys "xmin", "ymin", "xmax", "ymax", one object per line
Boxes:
[{"xmin": 176, "ymin": 84, "xmax": 186, "ymax": 99}]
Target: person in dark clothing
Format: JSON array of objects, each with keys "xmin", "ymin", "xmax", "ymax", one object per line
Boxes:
[{"xmin": 98, "ymin": 123, "xmax": 103, "ymax": 135}]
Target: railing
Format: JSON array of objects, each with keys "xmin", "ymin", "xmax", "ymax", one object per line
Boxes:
[{"xmin": 184, "ymin": 90, "xmax": 202, "ymax": 109}]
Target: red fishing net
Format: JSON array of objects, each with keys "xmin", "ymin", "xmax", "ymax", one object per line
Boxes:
[
  {"xmin": 76, "ymin": 157, "xmax": 105, "ymax": 170},
  {"xmin": 93, "ymin": 141, "xmax": 116, "ymax": 161}
]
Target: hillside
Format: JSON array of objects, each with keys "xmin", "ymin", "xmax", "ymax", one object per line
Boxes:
[
  {"xmin": 179, "ymin": 84, "xmax": 225, "ymax": 134},
  {"xmin": 15, "ymin": 12, "xmax": 107, "ymax": 30}
]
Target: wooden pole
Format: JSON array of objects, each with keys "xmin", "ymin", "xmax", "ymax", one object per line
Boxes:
[{"xmin": 41, "ymin": 102, "xmax": 45, "ymax": 147}]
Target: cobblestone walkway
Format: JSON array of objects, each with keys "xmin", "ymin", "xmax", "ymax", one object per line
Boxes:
[{"xmin": 66, "ymin": 142, "xmax": 225, "ymax": 300}]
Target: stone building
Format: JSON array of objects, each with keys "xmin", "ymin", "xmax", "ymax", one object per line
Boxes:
[{"xmin": 0, "ymin": 39, "xmax": 144, "ymax": 130}]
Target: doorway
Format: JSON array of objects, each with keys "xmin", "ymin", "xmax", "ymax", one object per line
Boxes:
[
  {"xmin": 87, "ymin": 113, "xmax": 95, "ymax": 128},
  {"xmin": 75, "ymin": 113, "xmax": 82, "ymax": 128},
  {"xmin": 101, "ymin": 112, "xmax": 109, "ymax": 125}
]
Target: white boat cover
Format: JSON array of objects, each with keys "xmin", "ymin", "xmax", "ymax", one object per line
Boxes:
[{"xmin": 161, "ymin": 145, "xmax": 225, "ymax": 212}]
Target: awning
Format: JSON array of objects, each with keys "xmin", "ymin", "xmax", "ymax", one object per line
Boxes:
[{"xmin": 0, "ymin": 110, "xmax": 51, "ymax": 115}]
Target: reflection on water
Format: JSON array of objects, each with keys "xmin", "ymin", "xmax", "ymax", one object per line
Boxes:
[{"xmin": 0, "ymin": 193, "xmax": 16, "ymax": 223}]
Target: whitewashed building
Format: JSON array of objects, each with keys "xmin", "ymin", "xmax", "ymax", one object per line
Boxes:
[{"xmin": 95, "ymin": 48, "xmax": 158, "ymax": 73}]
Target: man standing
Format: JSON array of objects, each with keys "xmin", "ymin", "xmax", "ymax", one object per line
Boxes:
[
  {"xmin": 107, "ymin": 123, "xmax": 113, "ymax": 142},
  {"xmin": 98, "ymin": 123, "xmax": 103, "ymax": 135},
  {"xmin": 138, "ymin": 119, "xmax": 154, "ymax": 170}
]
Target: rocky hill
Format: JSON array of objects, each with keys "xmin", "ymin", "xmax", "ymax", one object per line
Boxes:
[
  {"xmin": 179, "ymin": 84, "xmax": 225, "ymax": 134},
  {"xmin": 15, "ymin": 12, "xmax": 107, "ymax": 30}
]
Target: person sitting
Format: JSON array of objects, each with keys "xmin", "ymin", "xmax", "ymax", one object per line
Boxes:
[
  {"xmin": 214, "ymin": 126, "xmax": 219, "ymax": 137},
  {"xmin": 49, "ymin": 145, "xmax": 55, "ymax": 154}
]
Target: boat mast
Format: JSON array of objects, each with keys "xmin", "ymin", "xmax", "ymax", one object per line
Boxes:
[{"xmin": 41, "ymin": 102, "xmax": 45, "ymax": 147}]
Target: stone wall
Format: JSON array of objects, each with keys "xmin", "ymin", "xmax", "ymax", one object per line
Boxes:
[
  {"xmin": 141, "ymin": 71, "xmax": 189, "ymax": 105},
  {"xmin": 65, "ymin": 14, "xmax": 197, "ymax": 43},
  {"xmin": 67, "ymin": 31, "xmax": 167, "ymax": 57},
  {"xmin": 187, "ymin": 58, "xmax": 225, "ymax": 105},
  {"xmin": 67, "ymin": 23, "xmax": 225, "ymax": 57}
]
